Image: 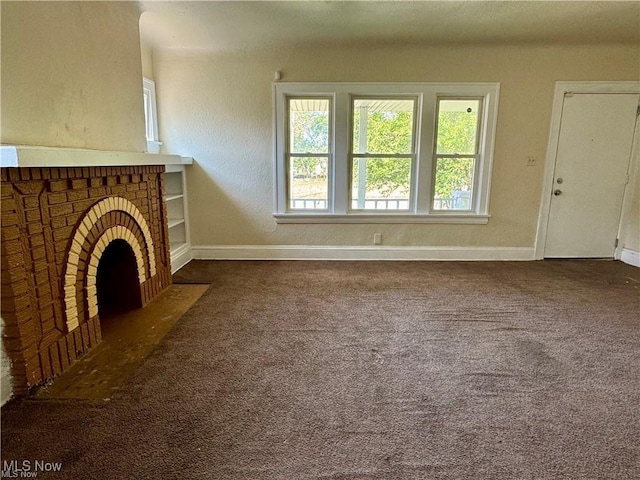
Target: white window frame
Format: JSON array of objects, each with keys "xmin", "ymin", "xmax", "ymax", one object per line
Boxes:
[
  {"xmin": 143, "ymin": 77, "xmax": 162, "ymax": 154},
  {"xmin": 431, "ymin": 96, "xmax": 484, "ymax": 213},
  {"xmin": 286, "ymin": 95, "xmax": 333, "ymax": 212},
  {"xmin": 350, "ymin": 95, "xmax": 418, "ymax": 212},
  {"xmin": 273, "ymin": 82, "xmax": 500, "ymax": 224}
]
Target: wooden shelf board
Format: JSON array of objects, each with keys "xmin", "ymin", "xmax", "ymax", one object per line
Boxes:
[
  {"xmin": 168, "ymin": 218, "xmax": 186, "ymax": 229},
  {"xmin": 165, "ymin": 194, "xmax": 184, "ymax": 202}
]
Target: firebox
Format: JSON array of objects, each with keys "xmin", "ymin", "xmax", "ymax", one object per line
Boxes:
[{"xmin": 96, "ymin": 239, "xmax": 143, "ymax": 318}]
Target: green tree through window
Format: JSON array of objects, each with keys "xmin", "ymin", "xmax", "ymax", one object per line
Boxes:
[
  {"xmin": 434, "ymin": 99, "xmax": 480, "ymax": 208},
  {"xmin": 353, "ymin": 109, "xmax": 413, "ymax": 198}
]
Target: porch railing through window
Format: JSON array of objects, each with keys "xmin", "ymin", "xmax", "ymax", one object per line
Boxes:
[
  {"xmin": 290, "ymin": 198, "xmax": 411, "ymax": 210},
  {"xmin": 290, "ymin": 199, "xmax": 328, "ymax": 210},
  {"xmin": 290, "ymin": 197, "xmax": 470, "ymax": 211}
]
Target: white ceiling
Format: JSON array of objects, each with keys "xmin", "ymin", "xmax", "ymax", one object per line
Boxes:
[{"xmin": 139, "ymin": 1, "xmax": 640, "ymax": 52}]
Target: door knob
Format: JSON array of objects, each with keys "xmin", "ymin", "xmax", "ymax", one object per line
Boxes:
[{"xmin": 553, "ymin": 189, "xmax": 563, "ymax": 196}]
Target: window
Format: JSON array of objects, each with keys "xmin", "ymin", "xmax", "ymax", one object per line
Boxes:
[
  {"xmin": 287, "ymin": 97, "xmax": 331, "ymax": 210},
  {"xmin": 274, "ymin": 83, "xmax": 499, "ymax": 223},
  {"xmin": 351, "ymin": 98, "xmax": 416, "ymax": 210},
  {"xmin": 433, "ymin": 98, "xmax": 482, "ymax": 211},
  {"xmin": 143, "ymin": 77, "xmax": 162, "ymax": 153}
]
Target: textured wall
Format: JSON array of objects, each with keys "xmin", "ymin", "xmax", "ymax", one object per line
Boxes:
[
  {"xmin": 140, "ymin": 35, "xmax": 155, "ymax": 81},
  {"xmin": 0, "ymin": 1, "xmax": 146, "ymax": 152},
  {"xmin": 154, "ymin": 44, "xmax": 639, "ymax": 249}
]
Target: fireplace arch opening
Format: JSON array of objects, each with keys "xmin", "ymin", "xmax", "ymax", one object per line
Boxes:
[{"xmin": 96, "ymin": 239, "xmax": 143, "ymax": 320}]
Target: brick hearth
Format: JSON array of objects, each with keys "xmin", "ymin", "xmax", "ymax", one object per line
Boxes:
[{"xmin": 1, "ymin": 166, "xmax": 172, "ymax": 394}]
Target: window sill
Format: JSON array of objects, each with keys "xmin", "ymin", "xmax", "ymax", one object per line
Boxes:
[
  {"xmin": 274, "ymin": 213, "xmax": 490, "ymax": 224},
  {"xmin": 146, "ymin": 140, "xmax": 163, "ymax": 154}
]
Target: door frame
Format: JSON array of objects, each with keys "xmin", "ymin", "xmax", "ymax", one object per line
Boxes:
[{"xmin": 534, "ymin": 81, "xmax": 640, "ymax": 260}]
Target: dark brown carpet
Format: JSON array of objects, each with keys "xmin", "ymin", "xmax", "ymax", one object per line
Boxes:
[{"xmin": 2, "ymin": 260, "xmax": 639, "ymax": 479}]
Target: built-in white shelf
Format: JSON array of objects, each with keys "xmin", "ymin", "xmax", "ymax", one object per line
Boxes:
[
  {"xmin": 165, "ymin": 194, "xmax": 184, "ymax": 202},
  {"xmin": 168, "ymin": 218, "xmax": 185, "ymax": 229},
  {"xmin": 164, "ymin": 165, "xmax": 192, "ymax": 273},
  {"xmin": 170, "ymin": 241, "xmax": 189, "ymax": 256}
]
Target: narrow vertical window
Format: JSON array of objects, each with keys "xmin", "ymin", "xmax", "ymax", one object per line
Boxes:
[
  {"xmin": 350, "ymin": 98, "xmax": 416, "ymax": 210},
  {"xmin": 287, "ymin": 98, "xmax": 331, "ymax": 210},
  {"xmin": 432, "ymin": 98, "xmax": 482, "ymax": 211},
  {"xmin": 143, "ymin": 77, "xmax": 161, "ymax": 153}
]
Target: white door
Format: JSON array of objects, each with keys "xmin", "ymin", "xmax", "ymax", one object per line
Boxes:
[{"xmin": 544, "ymin": 93, "xmax": 639, "ymax": 258}]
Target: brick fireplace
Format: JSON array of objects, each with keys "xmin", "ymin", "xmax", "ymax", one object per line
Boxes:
[{"xmin": 1, "ymin": 155, "xmax": 175, "ymax": 394}]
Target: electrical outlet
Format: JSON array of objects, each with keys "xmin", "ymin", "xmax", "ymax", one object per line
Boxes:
[
  {"xmin": 526, "ymin": 156, "xmax": 536, "ymax": 166},
  {"xmin": 373, "ymin": 233, "xmax": 382, "ymax": 245}
]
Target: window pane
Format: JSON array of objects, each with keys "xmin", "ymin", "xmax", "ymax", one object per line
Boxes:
[
  {"xmin": 351, "ymin": 157, "xmax": 411, "ymax": 210},
  {"xmin": 433, "ymin": 157, "xmax": 475, "ymax": 211},
  {"xmin": 289, "ymin": 156, "xmax": 328, "ymax": 210},
  {"xmin": 289, "ymin": 99, "xmax": 329, "ymax": 154},
  {"xmin": 353, "ymin": 99, "xmax": 415, "ymax": 154},
  {"xmin": 143, "ymin": 90, "xmax": 151, "ymax": 141},
  {"xmin": 436, "ymin": 99, "xmax": 481, "ymax": 155}
]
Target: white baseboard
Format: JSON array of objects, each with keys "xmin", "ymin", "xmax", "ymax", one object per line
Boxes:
[
  {"xmin": 620, "ymin": 248, "xmax": 640, "ymax": 268},
  {"xmin": 191, "ymin": 245, "xmax": 536, "ymax": 261},
  {"xmin": 170, "ymin": 244, "xmax": 193, "ymax": 273}
]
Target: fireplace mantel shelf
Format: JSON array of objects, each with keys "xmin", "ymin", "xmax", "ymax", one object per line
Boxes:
[{"xmin": 1, "ymin": 145, "xmax": 193, "ymax": 168}]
